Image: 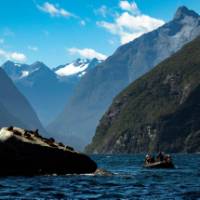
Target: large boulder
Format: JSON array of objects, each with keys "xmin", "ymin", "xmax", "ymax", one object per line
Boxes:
[{"xmin": 0, "ymin": 127, "xmax": 97, "ymax": 176}]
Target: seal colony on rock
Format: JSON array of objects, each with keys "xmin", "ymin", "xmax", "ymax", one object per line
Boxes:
[{"xmin": 0, "ymin": 127, "xmax": 97, "ymax": 176}]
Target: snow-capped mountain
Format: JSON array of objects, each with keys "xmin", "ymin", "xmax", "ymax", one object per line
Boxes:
[
  {"xmin": 2, "ymin": 61, "xmax": 32, "ymax": 81},
  {"xmin": 54, "ymin": 58, "xmax": 102, "ymax": 79},
  {"xmin": 48, "ymin": 6, "xmax": 200, "ymax": 150},
  {"xmin": 1, "ymin": 58, "xmax": 102, "ymax": 125},
  {"xmin": 1, "ymin": 61, "xmax": 47, "ymax": 81},
  {"xmin": 2, "ymin": 58, "xmax": 102, "ymax": 82}
]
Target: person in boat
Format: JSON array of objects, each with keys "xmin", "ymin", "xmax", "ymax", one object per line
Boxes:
[
  {"xmin": 145, "ymin": 154, "xmax": 155, "ymax": 164},
  {"xmin": 164, "ymin": 154, "xmax": 172, "ymax": 163},
  {"xmin": 156, "ymin": 151, "xmax": 165, "ymax": 162}
]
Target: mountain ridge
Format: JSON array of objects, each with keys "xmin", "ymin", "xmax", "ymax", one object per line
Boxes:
[
  {"xmin": 1, "ymin": 58, "xmax": 102, "ymax": 125},
  {"xmin": 86, "ymin": 35, "xmax": 200, "ymax": 154},
  {"xmin": 48, "ymin": 6, "xmax": 200, "ymax": 150}
]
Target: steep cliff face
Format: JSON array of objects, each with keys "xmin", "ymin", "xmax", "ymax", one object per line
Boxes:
[
  {"xmin": 0, "ymin": 103, "xmax": 25, "ymax": 128},
  {"xmin": 0, "ymin": 68, "xmax": 46, "ymax": 134},
  {"xmin": 2, "ymin": 59, "xmax": 101, "ymax": 125},
  {"xmin": 86, "ymin": 36, "xmax": 200, "ymax": 154},
  {"xmin": 48, "ymin": 7, "xmax": 200, "ymax": 150}
]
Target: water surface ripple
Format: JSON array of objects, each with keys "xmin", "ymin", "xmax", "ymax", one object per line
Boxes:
[{"xmin": 0, "ymin": 154, "xmax": 199, "ymax": 199}]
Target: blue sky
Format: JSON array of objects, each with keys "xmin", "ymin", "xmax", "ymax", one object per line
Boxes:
[{"xmin": 0, "ymin": 0, "xmax": 199, "ymax": 68}]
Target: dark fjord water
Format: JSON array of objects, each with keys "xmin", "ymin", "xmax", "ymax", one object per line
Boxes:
[{"xmin": 0, "ymin": 154, "xmax": 199, "ymax": 200}]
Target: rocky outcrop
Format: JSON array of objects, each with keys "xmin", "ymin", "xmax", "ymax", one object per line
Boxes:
[
  {"xmin": 86, "ymin": 35, "xmax": 200, "ymax": 154},
  {"xmin": 0, "ymin": 127, "xmax": 97, "ymax": 176}
]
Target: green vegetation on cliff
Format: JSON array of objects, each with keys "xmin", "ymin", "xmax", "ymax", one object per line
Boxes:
[{"xmin": 86, "ymin": 36, "xmax": 200, "ymax": 154}]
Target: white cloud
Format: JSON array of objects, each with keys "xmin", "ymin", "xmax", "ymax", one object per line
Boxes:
[
  {"xmin": 119, "ymin": 1, "xmax": 138, "ymax": 14},
  {"xmin": 96, "ymin": 5, "xmax": 108, "ymax": 18},
  {"xmin": 37, "ymin": 2, "xmax": 73, "ymax": 18},
  {"xmin": 95, "ymin": 5, "xmax": 116, "ymax": 18},
  {"xmin": 10, "ymin": 52, "xmax": 27, "ymax": 62},
  {"xmin": 0, "ymin": 49, "xmax": 7, "ymax": 58},
  {"xmin": 0, "ymin": 49, "xmax": 27, "ymax": 62},
  {"xmin": 68, "ymin": 48, "xmax": 107, "ymax": 60},
  {"xmin": 28, "ymin": 46, "xmax": 38, "ymax": 51},
  {"xmin": 97, "ymin": 1, "xmax": 165, "ymax": 44}
]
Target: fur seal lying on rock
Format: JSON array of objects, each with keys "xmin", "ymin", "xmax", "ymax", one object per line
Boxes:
[{"xmin": 0, "ymin": 127, "xmax": 97, "ymax": 176}]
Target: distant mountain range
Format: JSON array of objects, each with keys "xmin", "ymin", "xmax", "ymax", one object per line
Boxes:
[
  {"xmin": 0, "ymin": 68, "xmax": 46, "ymax": 134},
  {"xmin": 86, "ymin": 35, "xmax": 200, "ymax": 154},
  {"xmin": 1, "ymin": 58, "xmax": 101, "ymax": 125},
  {"xmin": 48, "ymin": 6, "xmax": 200, "ymax": 150}
]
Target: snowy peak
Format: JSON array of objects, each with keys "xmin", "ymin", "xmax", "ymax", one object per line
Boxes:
[
  {"xmin": 2, "ymin": 60, "xmax": 25, "ymax": 70},
  {"xmin": 174, "ymin": 6, "xmax": 199, "ymax": 21},
  {"xmin": 54, "ymin": 58, "xmax": 102, "ymax": 78},
  {"xmin": 1, "ymin": 59, "xmax": 101, "ymax": 125},
  {"xmin": 55, "ymin": 59, "xmax": 89, "ymax": 77},
  {"xmin": 3, "ymin": 60, "xmax": 22, "ymax": 68},
  {"xmin": 1, "ymin": 61, "xmax": 30, "ymax": 80},
  {"xmin": 1, "ymin": 60, "xmax": 54, "ymax": 81},
  {"xmin": 1, "ymin": 58, "xmax": 101, "ymax": 82}
]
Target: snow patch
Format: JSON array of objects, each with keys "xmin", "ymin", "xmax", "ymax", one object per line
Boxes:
[
  {"xmin": 56, "ymin": 63, "xmax": 89, "ymax": 77},
  {"xmin": 21, "ymin": 71, "xmax": 29, "ymax": 78},
  {"xmin": 14, "ymin": 63, "xmax": 22, "ymax": 67},
  {"xmin": 78, "ymin": 71, "xmax": 86, "ymax": 77}
]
